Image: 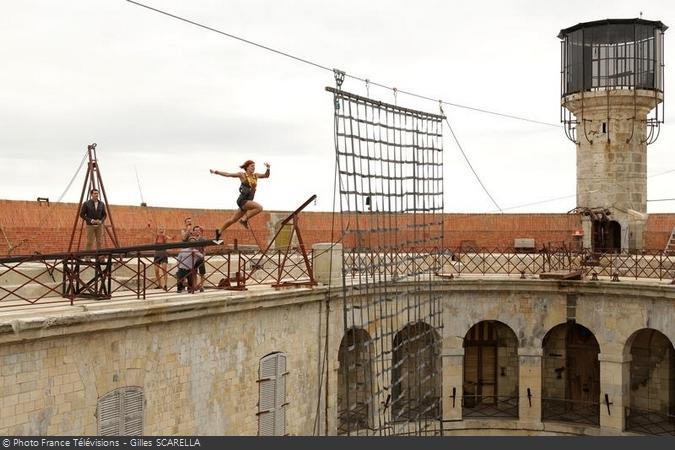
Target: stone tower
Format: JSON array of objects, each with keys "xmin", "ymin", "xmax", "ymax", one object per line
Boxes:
[{"xmin": 559, "ymin": 19, "xmax": 667, "ymax": 252}]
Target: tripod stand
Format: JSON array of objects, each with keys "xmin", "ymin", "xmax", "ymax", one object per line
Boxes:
[{"xmin": 67, "ymin": 143, "xmax": 120, "ymax": 252}]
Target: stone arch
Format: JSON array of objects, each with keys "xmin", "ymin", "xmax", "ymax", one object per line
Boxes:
[
  {"xmin": 337, "ymin": 327, "xmax": 374, "ymax": 434},
  {"xmin": 462, "ymin": 320, "xmax": 519, "ymax": 418},
  {"xmin": 624, "ymin": 328, "xmax": 675, "ymax": 435},
  {"xmin": 541, "ymin": 322, "xmax": 600, "ymax": 426},
  {"xmin": 453, "ymin": 314, "xmax": 522, "ymax": 348},
  {"xmin": 391, "ymin": 321, "xmax": 441, "ymax": 421}
]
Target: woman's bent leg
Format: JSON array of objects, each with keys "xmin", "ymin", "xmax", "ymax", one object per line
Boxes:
[
  {"xmin": 241, "ymin": 201, "xmax": 263, "ymax": 222},
  {"xmin": 219, "ymin": 210, "xmax": 245, "ymax": 234}
]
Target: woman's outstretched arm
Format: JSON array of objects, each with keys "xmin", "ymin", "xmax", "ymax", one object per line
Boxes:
[
  {"xmin": 210, "ymin": 169, "xmax": 242, "ymax": 178},
  {"xmin": 256, "ymin": 163, "xmax": 271, "ymax": 179}
]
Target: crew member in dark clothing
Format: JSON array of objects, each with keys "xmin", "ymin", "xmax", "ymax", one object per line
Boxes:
[
  {"xmin": 210, "ymin": 160, "xmax": 270, "ymax": 240},
  {"xmin": 79, "ymin": 188, "xmax": 107, "ymax": 250}
]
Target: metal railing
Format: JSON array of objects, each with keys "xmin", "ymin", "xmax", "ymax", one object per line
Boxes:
[
  {"xmin": 4, "ymin": 245, "xmax": 675, "ymax": 308},
  {"xmin": 462, "ymin": 394, "xmax": 519, "ymax": 419},
  {"xmin": 541, "ymin": 398, "xmax": 599, "ymax": 426},
  {"xmin": 444, "ymin": 248, "xmax": 675, "ymax": 281},
  {"xmin": 625, "ymin": 406, "xmax": 675, "ymax": 436},
  {"xmin": 0, "ymin": 241, "xmax": 315, "ymax": 307},
  {"xmin": 0, "ymin": 256, "xmax": 65, "ymax": 306},
  {"xmin": 344, "ymin": 247, "xmax": 675, "ymax": 282},
  {"xmin": 0, "ymin": 195, "xmax": 320, "ymax": 307}
]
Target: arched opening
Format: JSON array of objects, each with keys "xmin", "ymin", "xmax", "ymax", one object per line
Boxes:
[
  {"xmin": 337, "ymin": 328, "xmax": 374, "ymax": 434},
  {"xmin": 591, "ymin": 219, "xmax": 621, "ymax": 253},
  {"xmin": 607, "ymin": 220, "xmax": 622, "ymax": 252},
  {"xmin": 391, "ymin": 322, "xmax": 441, "ymax": 422},
  {"xmin": 542, "ymin": 322, "xmax": 600, "ymax": 426},
  {"xmin": 463, "ymin": 320, "xmax": 519, "ymax": 418},
  {"xmin": 625, "ymin": 328, "xmax": 675, "ymax": 435},
  {"xmin": 591, "ymin": 216, "xmax": 621, "ymax": 253}
]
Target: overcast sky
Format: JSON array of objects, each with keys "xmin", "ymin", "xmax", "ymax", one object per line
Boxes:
[{"xmin": 1, "ymin": 0, "xmax": 674, "ymax": 214}]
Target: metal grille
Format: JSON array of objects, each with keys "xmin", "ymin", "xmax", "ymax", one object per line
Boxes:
[
  {"xmin": 559, "ymin": 20, "xmax": 666, "ymax": 95},
  {"xmin": 462, "ymin": 321, "xmax": 520, "ymax": 419},
  {"xmin": 625, "ymin": 406, "xmax": 675, "ymax": 436},
  {"xmin": 329, "ymin": 87, "xmax": 444, "ymax": 436},
  {"xmin": 626, "ymin": 329, "xmax": 675, "ymax": 435},
  {"xmin": 462, "ymin": 395, "xmax": 519, "ymax": 418},
  {"xmin": 541, "ymin": 398, "xmax": 600, "ymax": 426}
]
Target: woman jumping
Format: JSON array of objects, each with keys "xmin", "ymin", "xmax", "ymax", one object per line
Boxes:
[{"xmin": 210, "ymin": 160, "xmax": 270, "ymax": 240}]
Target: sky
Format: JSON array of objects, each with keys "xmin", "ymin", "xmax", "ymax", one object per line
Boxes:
[{"xmin": 1, "ymin": 0, "xmax": 674, "ymax": 214}]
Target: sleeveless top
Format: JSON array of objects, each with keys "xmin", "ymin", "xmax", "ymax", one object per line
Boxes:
[{"xmin": 242, "ymin": 173, "xmax": 257, "ymax": 191}]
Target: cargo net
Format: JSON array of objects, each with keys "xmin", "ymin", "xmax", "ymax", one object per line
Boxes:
[{"xmin": 328, "ymin": 87, "xmax": 444, "ymax": 436}]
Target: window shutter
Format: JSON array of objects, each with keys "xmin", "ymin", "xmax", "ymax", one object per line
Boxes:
[
  {"xmin": 259, "ymin": 354, "xmax": 277, "ymax": 436},
  {"xmin": 259, "ymin": 410, "xmax": 275, "ymax": 436},
  {"xmin": 276, "ymin": 354, "xmax": 287, "ymax": 435},
  {"xmin": 97, "ymin": 387, "xmax": 144, "ymax": 436},
  {"xmin": 98, "ymin": 390, "xmax": 121, "ymax": 436},
  {"xmin": 258, "ymin": 353, "xmax": 287, "ymax": 436},
  {"xmin": 122, "ymin": 387, "xmax": 144, "ymax": 436}
]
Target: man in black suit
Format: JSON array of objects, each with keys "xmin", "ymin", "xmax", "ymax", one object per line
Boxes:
[{"xmin": 79, "ymin": 188, "xmax": 107, "ymax": 250}]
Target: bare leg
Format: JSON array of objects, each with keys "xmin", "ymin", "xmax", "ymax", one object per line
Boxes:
[
  {"xmin": 161, "ymin": 262, "xmax": 168, "ymax": 289},
  {"xmin": 218, "ymin": 210, "xmax": 246, "ymax": 235},
  {"xmin": 154, "ymin": 263, "xmax": 161, "ymax": 288},
  {"xmin": 241, "ymin": 201, "xmax": 263, "ymax": 223}
]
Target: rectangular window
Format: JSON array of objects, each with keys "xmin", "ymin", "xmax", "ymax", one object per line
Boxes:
[
  {"xmin": 258, "ymin": 353, "xmax": 288, "ymax": 436},
  {"xmin": 97, "ymin": 387, "xmax": 144, "ymax": 436}
]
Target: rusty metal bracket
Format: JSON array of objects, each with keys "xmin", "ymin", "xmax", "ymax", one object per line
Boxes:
[
  {"xmin": 382, "ymin": 393, "xmax": 391, "ymax": 412},
  {"xmin": 604, "ymin": 393, "xmax": 613, "ymax": 415}
]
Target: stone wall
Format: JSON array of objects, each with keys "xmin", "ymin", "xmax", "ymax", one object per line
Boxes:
[
  {"xmin": 0, "ymin": 290, "xmax": 332, "ymax": 435},
  {"xmin": 1, "ymin": 278, "xmax": 675, "ymax": 436}
]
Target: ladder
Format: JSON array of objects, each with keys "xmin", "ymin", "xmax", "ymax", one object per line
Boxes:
[{"xmin": 665, "ymin": 227, "xmax": 675, "ymax": 255}]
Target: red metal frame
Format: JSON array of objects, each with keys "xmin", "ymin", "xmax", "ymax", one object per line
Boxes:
[
  {"xmin": 68, "ymin": 143, "xmax": 120, "ymax": 252},
  {"xmin": 246, "ymin": 195, "xmax": 317, "ymax": 289}
]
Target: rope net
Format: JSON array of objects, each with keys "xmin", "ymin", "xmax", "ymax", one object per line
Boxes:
[{"xmin": 328, "ymin": 87, "xmax": 444, "ymax": 435}]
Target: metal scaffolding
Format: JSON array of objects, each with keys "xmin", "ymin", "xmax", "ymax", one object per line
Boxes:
[{"xmin": 328, "ymin": 85, "xmax": 444, "ymax": 435}]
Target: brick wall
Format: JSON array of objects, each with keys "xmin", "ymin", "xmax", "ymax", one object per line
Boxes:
[
  {"xmin": 644, "ymin": 214, "xmax": 675, "ymax": 250},
  {"xmin": 0, "ymin": 200, "xmax": 673, "ymax": 256}
]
